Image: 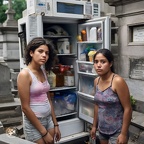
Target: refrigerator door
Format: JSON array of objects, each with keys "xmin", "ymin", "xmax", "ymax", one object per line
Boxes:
[{"xmin": 77, "ymin": 16, "xmax": 111, "ymax": 123}]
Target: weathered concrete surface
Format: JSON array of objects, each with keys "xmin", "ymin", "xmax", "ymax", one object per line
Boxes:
[
  {"xmin": 0, "ymin": 63, "xmax": 14, "ymax": 103},
  {"xmin": 129, "ymin": 110, "xmax": 144, "ymax": 144},
  {"xmin": 0, "ymin": 134, "xmax": 36, "ymax": 144}
]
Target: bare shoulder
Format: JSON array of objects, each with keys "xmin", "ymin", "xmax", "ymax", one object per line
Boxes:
[
  {"xmin": 113, "ymin": 74, "xmax": 128, "ymax": 89},
  {"xmin": 17, "ymin": 68, "xmax": 30, "ymax": 81},
  {"xmin": 94, "ymin": 77, "xmax": 99, "ymax": 84},
  {"xmin": 113, "ymin": 74, "xmax": 126, "ymax": 84}
]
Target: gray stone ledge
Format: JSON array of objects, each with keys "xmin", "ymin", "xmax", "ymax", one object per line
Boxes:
[{"xmin": 131, "ymin": 111, "xmax": 144, "ymax": 130}]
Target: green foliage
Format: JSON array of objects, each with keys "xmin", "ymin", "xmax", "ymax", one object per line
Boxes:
[
  {"xmin": 12, "ymin": 0, "xmax": 26, "ymax": 20},
  {"xmin": 130, "ymin": 95, "xmax": 136, "ymax": 106},
  {"xmin": 0, "ymin": 3, "xmax": 7, "ymax": 23},
  {"xmin": 0, "ymin": 0, "xmax": 26, "ymax": 24},
  {"xmin": 0, "ymin": 0, "xmax": 3, "ymax": 5}
]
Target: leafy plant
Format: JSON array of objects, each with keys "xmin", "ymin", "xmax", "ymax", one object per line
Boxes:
[{"xmin": 130, "ymin": 95, "xmax": 136, "ymax": 107}]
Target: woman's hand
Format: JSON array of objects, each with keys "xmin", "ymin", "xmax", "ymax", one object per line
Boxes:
[
  {"xmin": 90, "ymin": 127, "xmax": 97, "ymax": 140},
  {"xmin": 54, "ymin": 126, "xmax": 61, "ymax": 142},
  {"xmin": 117, "ymin": 133, "xmax": 128, "ymax": 144},
  {"xmin": 43, "ymin": 132, "xmax": 54, "ymax": 144}
]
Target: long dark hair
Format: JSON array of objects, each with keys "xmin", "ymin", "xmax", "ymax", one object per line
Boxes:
[
  {"xmin": 93, "ymin": 49, "xmax": 115, "ymax": 73},
  {"xmin": 24, "ymin": 37, "xmax": 56, "ymax": 72}
]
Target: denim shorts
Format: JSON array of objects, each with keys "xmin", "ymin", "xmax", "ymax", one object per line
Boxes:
[
  {"xmin": 99, "ymin": 130, "xmax": 129, "ymax": 144},
  {"xmin": 23, "ymin": 115, "xmax": 54, "ymax": 142}
]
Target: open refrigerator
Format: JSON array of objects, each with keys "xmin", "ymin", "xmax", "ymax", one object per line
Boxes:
[{"xmin": 18, "ymin": 8, "xmax": 112, "ymax": 144}]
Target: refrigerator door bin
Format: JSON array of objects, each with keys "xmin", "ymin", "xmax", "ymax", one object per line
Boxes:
[
  {"xmin": 77, "ymin": 42, "xmax": 102, "ymax": 61},
  {"xmin": 78, "ymin": 94, "xmax": 95, "ymax": 124},
  {"xmin": 78, "ymin": 74, "xmax": 95, "ymax": 96},
  {"xmin": 78, "ymin": 21, "xmax": 103, "ymax": 42},
  {"xmin": 58, "ymin": 118, "xmax": 85, "ymax": 138},
  {"xmin": 77, "ymin": 60, "xmax": 97, "ymax": 75}
]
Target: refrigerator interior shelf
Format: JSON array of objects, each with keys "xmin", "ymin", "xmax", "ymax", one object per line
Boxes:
[
  {"xmin": 77, "ymin": 40, "xmax": 102, "ymax": 44},
  {"xmin": 77, "ymin": 60, "xmax": 93, "ymax": 64},
  {"xmin": 57, "ymin": 53, "xmax": 76, "ymax": 56},
  {"xmin": 111, "ymin": 44, "xmax": 118, "ymax": 47},
  {"xmin": 78, "ymin": 91, "xmax": 94, "ymax": 100},
  {"xmin": 58, "ymin": 132, "xmax": 89, "ymax": 144},
  {"xmin": 43, "ymin": 35, "xmax": 71, "ymax": 39},
  {"xmin": 50, "ymin": 86, "xmax": 77, "ymax": 92},
  {"xmin": 78, "ymin": 72, "xmax": 97, "ymax": 77},
  {"xmin": 56, "ymin": 111, "xmax": 77, "ymax": 118}
]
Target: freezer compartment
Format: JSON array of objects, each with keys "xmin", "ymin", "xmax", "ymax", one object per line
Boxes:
[
  {"xmin": 78, "ymin": 95, "xmax": 95, "ymax": 124},
  {"xmin": 79, "ymin": 74, "xmax": 95, "ymax": 96},
  {"xmin": 77, "ymin": 61, "xmax": 97, "ymax": 75},
  {"xmin": 58, "ymin": 118, "xmax": 85, "ymax": 138}
]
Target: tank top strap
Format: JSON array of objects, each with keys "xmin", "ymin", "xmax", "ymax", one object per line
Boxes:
[
  {"xmin": 24, "ymin": 67, "xmax": 36, "ymax": 79},
  {"xmin": 97, "ymin": 77, "xmax": 100, "ymax": 85},
  {"xmin": 110, "ymin": 74, "xmax": 115, "ymax": 87},
  {"xmin": 41, "ymin": 68, "xmax": 47, "ymax": 80}
]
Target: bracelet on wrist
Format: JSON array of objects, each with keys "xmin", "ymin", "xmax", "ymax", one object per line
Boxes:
[
  {"xmin": 42, "ymin": 131, "xmax": 48, "ymax": 138},
  {"xmin": 54, "ymin": 124, "xmax": 59, "ymax": 127}
]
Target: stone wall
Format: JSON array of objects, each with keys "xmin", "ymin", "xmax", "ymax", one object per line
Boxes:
[
  {"xmin": 0, "ymin": 27, "xmax": 19, "ymax": 71},
  {"xmin": 105, "ymin": 0, "xmax": 144, "ymax": 102}
]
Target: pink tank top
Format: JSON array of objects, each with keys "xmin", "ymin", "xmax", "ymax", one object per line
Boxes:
[{"xmin": 26, "ymin": 68, "xmax": 51, "ymax": 117}]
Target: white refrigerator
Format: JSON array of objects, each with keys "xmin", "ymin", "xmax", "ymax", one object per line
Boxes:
[{"xmin": 18, "ymin": 14, "xmax": 111, "ymax": 144}]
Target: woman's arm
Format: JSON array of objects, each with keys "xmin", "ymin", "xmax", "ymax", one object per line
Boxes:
[
  {"xmin": 47, "ymin": 92, "xmax": 61, "ymax": 141},
  {"xmin": 113, "ymin": 76, "xmax": 132, "ymax": 142},
  {"xmin": 17, "ymin": 70, "xmax": 47, "ymax": 136}
]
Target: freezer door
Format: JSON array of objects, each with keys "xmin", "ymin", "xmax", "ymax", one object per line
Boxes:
[{"xmin": 78, "ymin": 93, "xmax": 95, "ymax": 124}]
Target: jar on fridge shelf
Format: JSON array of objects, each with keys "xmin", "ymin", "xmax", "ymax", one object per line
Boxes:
[
  {"xmin": 47, "ymin": 71, "xmax": 56, "ymax": 88},
  {"xmin": 57, "ymin": 38, "xmax": 70, "ymax": 54},
  {"xmin": 52, "ymin": 65, "xmax": 64, "ymax": 87},
  {"xmin": 64, "ymin": 65, "xmax": 74, "ymax": 86},
  {"xmin": 77, "ymin": 33, "xmax": 82, "ymax": 42}
]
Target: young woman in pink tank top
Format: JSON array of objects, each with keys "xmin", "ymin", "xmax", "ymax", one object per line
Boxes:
[
  {"xmin": 90, "ymin": 49, "xmax": 132, "ymax": 144},
  {"xmin": 17, "ymin": 37, "xmax": 61, "ymax": 144}
]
